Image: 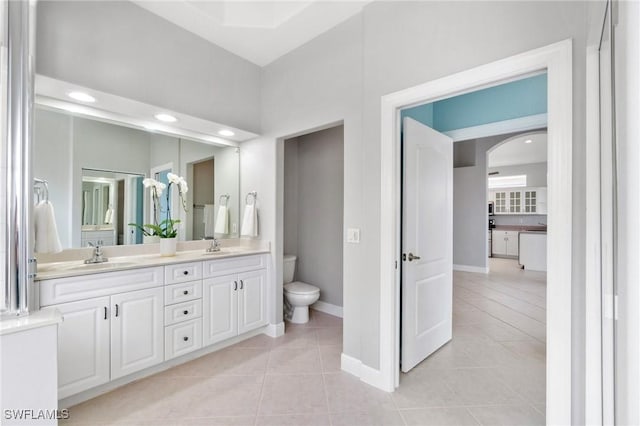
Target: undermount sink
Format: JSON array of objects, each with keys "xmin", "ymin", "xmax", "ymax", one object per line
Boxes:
[{"xmin": 202, "ymin": 247, "xmax": 247, "ymax": 256}]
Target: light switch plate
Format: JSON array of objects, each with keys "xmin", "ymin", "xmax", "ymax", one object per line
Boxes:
[{"xmin": 347, "ymin": 228, "xmax": 361, "ymax": 243}]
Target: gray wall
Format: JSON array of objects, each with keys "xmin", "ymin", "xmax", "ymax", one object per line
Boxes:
[
  {"xmin": 453, "ymin": 132, "xmax": 527, "ymax": 268},
  {"xmin": 284, "ymin": 126, "xmax": 344, "ymax": 307},
  {"xmin": 256, "ymin": 2, "xmax": 590, "ymax": 420},
  {"xmin": 36, "ymin": 1, "xmax": 262, "ymax": 133},
  {"xmin": 488, "ymin": 162, "xmax": 547, "ymax": 187}
]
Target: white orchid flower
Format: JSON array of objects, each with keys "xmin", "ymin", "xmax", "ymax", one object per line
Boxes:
[
  {"xmin": 142, "ymin": 178, "xmax": 157, "ymax": 188},
  {"xmin": 167, "ymin": 173, "xmax": 181, "ymax": 185},
  {"xmin": 178, "ymin": 179, "xmax": 189, "ymax": 194}
]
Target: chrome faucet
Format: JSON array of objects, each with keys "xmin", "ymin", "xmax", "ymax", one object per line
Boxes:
[
  {"xmin": 206, "ymin": 238, "xmax": 221, "ymax": 253},
  {"xmin": 85, "ymin": 241, "xmax": 108, "ymax": 264}
]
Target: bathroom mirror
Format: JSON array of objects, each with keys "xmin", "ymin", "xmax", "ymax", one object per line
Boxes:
[{"xmin": 33, "ymin": 106, "xmax": 241, "ymax": 248}]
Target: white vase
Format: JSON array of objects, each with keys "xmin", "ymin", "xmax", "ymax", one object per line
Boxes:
[
  {"xmin": 143, "ymin": 235, "xmax": 160, "ymax": 244},
  {"xmin": 159, "ymin": 237, "xmax": 177, "ymax": 256}
]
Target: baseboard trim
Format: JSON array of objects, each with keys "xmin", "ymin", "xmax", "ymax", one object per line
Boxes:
[
  {"xmin": 453, "ymin": 264, "xmax": 489, "ymax": 274},
  {"xmin": 311, "ymin": 301, "xmax": 343, "ymax": 318},
  {"xmin": 340, "ymin": 353, "xmax": 392, "ymax": 392},
  {"xmin": 263, "ymin": 322, "xmax": 285, "ymax": 338}
]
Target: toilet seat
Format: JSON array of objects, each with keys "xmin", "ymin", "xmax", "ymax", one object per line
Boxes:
[{"xmin": 284, "ymin": 281, "xmax": 319, "ymax": 295}]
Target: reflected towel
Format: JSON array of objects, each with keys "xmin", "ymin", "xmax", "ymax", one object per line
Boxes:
[
  {"xmin": 213, "ymin": 205, "xmax": 228, "ymax": 235},
  {"xmin": 241, "ymin": 204, "xmax": 258, "ymax": 237},
  {"xmin": 34, "ymin": 201, "xmax": 63, "ymax": 253},
  {"xmin": 203, "ymin": 204, "xmax": 216, "ymax": 236},
  {"xmin": 104, "ymin": 208, "xmax": 114, "ymax": 224}
]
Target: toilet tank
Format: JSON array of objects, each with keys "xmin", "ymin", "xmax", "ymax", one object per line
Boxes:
[{"xmin": 283, "ymin": 255, "xmax": 297, "ymax": 284}]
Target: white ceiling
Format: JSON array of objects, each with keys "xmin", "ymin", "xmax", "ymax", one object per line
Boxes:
[
  {"xmin": 132, "ymin": 0, "xmax": 373, "ymax": 66},
  {"xmin": 488, "ymin": 132, "xmax": 547, "ymax": 168}
]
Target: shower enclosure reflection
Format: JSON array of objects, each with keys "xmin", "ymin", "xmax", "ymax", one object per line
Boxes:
[{"xmin": 80, "ymin": 169, "xmax": 145, "ymax": 247}]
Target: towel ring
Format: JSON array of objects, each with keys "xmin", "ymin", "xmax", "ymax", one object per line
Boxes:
[
  {"xmin": 245, "ymin": 191, "xmax": 257, "ymax": 205},
  {"xmin": 34, "ymin": 178, "xmax": 49, "ymax": 202},
  {"xmin": 219, "ymin": 194, "xmax": 230, "ymax": 206}
]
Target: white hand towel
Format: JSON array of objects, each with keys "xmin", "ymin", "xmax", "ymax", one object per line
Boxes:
[
  {"xmin": 213, "ymin": 205, "xmax": 228, "ymax": 235},
  {"xmin": 34, "ymin": 201, "xmax": 63, "ymax": 253},
  {"xmin": 203, "ymin": 204, "xmax": 217, "ymax": 236},
  {"xmin": 241, "ymin": 204, "xmax": 258, "ymax": 237},
  {"xmin": 104, "ymin": 208, "xmax": 113, "ymax": 224}
]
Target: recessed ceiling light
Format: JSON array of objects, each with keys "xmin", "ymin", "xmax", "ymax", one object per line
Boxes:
[
  {"xmin": 218, "ymin": 129, "xmax": 235, "ymax": 137},
  {"xmin": 524, "ymin": 139, "xmax": 533, "ymax": 144},
  {"xmin": 154, "ymin": 113, "xmax": 177, "ymax": 123},
  {"xmin": 67, "ymin": 91, "xmax": 96, "ymax": 103}
]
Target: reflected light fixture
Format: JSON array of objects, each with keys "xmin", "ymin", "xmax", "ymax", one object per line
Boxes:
[
  {"xmin": 218, "ymin": 129, "xmax": 235, "ymax": 137},
  {"xmin": 67, "ymin": 91, "xmax": 96, "ymax": 103},
  {"xmin": 154, "ymin": 113, "xmax": 177, "ymax": 123},
  {"xmin": 524, "ymin": 139, "xmax": 533, "ymax": 144}
]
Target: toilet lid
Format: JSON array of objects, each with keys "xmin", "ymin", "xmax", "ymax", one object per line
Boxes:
[{"xmin": 284, "ymin": 281, "xmax": 319, "ymax": 295}]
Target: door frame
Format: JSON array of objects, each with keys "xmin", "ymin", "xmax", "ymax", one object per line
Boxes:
[{"xmin": 379, "ymin": 40, "xmax": 573, "ymax": 424}]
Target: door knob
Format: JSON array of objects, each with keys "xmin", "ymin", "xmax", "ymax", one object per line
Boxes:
[{"xmin": 408, "ymin": 253, "xmax": 421, "ymax": 261}]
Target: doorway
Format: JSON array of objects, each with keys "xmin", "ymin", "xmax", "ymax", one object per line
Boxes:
[{"xmin": 379, "ymin": 40, "xmax": 573, "ymax": 424}]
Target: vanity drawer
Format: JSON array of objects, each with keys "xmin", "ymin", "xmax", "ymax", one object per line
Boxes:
[
  {"xmin": 165, "ymin": 262, "xmax": 203, "ymax": 285},
  {"xmin": 203, "ymin": 255, "xmax": 266, "ymax": 278},
  {"xmin": 165, "ymin": 319, "xmax": 202, "ymax": 360},
  {"xmin": 164, "ymin": 281, "xmax": 202, "ymax": 305},
  {"xmin": 40, "ymin": 267, "xmax": 164, "ymax": 306},
  {"xmin": 164, "ymin": 299, "xmax": 202, "ymax": 326}
]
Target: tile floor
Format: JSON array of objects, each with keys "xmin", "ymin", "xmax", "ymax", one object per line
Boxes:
[{"xmin": 62, "ymin": 258, "xmax": 545, "ymax": 426}]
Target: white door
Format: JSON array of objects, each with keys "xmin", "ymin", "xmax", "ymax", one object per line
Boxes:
[
  {"xmin": 506, "ymin": 232, "xmax": 519, "ymax": 257},
  {"xmin": 111, "ymin": 287, "xmax": 164, "ymax": 379},
  {"xmin": 238, "ymin": 269, "xmax": 268, "ymax": 334},
  {"xmin": 202, "ymin": 275, "xmax": 238, "ymax": 346},
  {"xmin": 401, "ymin": 117, "xmax": 453, "ymax": 373},
  {"xmin": 44, "ymin": 297, "xmax": 110, "ymax": 399}
]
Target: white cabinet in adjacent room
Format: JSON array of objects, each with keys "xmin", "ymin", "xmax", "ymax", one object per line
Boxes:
[
  {"xmin": 111, "ymin": 287, "xmax": 164, "ymax": 380},
  {"xmin": 492, "ymin": 230, "xmax": 519, "ymax": 258}
]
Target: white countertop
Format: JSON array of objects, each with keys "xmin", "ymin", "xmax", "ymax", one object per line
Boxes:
[
  {"xmin": 0, "ymin": 309, "xmax": 63, "ymax": 336},
  {"xmin": 35, "ymin": 246, "xmax": 270, "ymax": 281}
]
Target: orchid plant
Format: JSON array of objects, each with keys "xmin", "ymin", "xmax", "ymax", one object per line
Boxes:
[{"xmin": 129, "ymin": 173, "xmax": 189, "ymax": 239}]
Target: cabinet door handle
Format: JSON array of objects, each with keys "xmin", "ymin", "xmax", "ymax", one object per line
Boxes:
[
  {"xmin": 115, "ymin": 304, "xmax": 119, "ymax": 317},
  {"xmin": 183, "ymin": 290, "xmax": 189, "ymax": 295},
  {"xmin": 183, "ymin": 270, "xmax": 189, "ymax": 275},
  {"xmin": 183, "ymin": 310, "xmax": 189, "ymax": 315},
  {"xmin": 183, "ymin": 336, "xmax": 189, "ymax": 341},
  {"xmin": 234, "ymin": 281, "xmax": 238, "ymax": 291},
  {"xmin": 104, "ymin": 306, "xmax": 108, "ymax": 320},
  {"xmin": 240, "ymin": 280, "xmax": 244, "ymax": 290}
]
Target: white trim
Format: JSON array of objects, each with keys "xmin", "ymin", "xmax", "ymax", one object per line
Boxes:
[
  {"xmin": 584, "ymin": 44, "xmax": 603, "ymax": 425},
  {"xmin": 340, "ymin": 353, "xmax": 387, "ymax": 390},
  {"xmin": 263, "ymin": 322, "xmax": 285, "ymax": 338},
  {"xmin": 380, "ymin": 40, "xmax": 573, "ymax": 423},
  {"xmin": 453, "ymin": 264, "xmax": 489, "ymax": 274},
  {"xmin": 444, "ymin": 113, "xmax": 547, "ymax": 142},
  {"xmin": 311, "ymin": 301, "xmax": 343, "ymax": 318}
]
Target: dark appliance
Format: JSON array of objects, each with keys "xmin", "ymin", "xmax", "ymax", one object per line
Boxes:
[
  {"xmin": 488, "ymin": 219, "xmax": 496, "ymax": 257},
  {"xmin": 488, "ymin": 201, "xmax": 494, "ymax": 216}
]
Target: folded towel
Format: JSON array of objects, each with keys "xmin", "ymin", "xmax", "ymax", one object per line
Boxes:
[
  {"xmin": 34, "ymin": 201, "xmax": 63, "ymax": 253},
  {"xmin": 241, "ymin": 204, "xmax": 258, "ymax": 238},
  {"xmin": 213, "ymin": 205, "xmax": 228, "ymax": 235},
  {"xmin": 203, "ymin": 204, "xmax": 216, "ymax": 236}
]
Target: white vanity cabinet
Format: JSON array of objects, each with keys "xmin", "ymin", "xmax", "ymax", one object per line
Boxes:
[
  {"xmin": 39, "ymin": 267, "xmax": 164, "ymax": 399},
  {"xmin": 202, "ymin": 255, "xmax": 268, "ymax": 346},
  {"xmin": 163, "ymin": 261, "xmax": 204, "ymax": 360}
]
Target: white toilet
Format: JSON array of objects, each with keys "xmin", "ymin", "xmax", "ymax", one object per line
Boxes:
[{"xmin": 283, "ymin": 255, "xmax": 320, "ymax": 324}]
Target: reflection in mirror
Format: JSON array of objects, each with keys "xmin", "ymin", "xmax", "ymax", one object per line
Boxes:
[
  {"xmin": 33, "ymin": 106, "xmax": 240, "ymax": 249},
  {"xmin": 81, "ymin": 169, "xmax": 145, "ymax": 247}
]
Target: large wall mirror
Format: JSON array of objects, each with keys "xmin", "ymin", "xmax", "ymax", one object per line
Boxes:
[{"xmin": 33, "ymin": 106, "xmax": 241, "ymax": 249}]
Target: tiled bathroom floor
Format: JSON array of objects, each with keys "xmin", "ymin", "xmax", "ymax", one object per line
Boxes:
[{"xmin": 62, "ymin": 258, "xmax": 545, "ymax": 426}]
